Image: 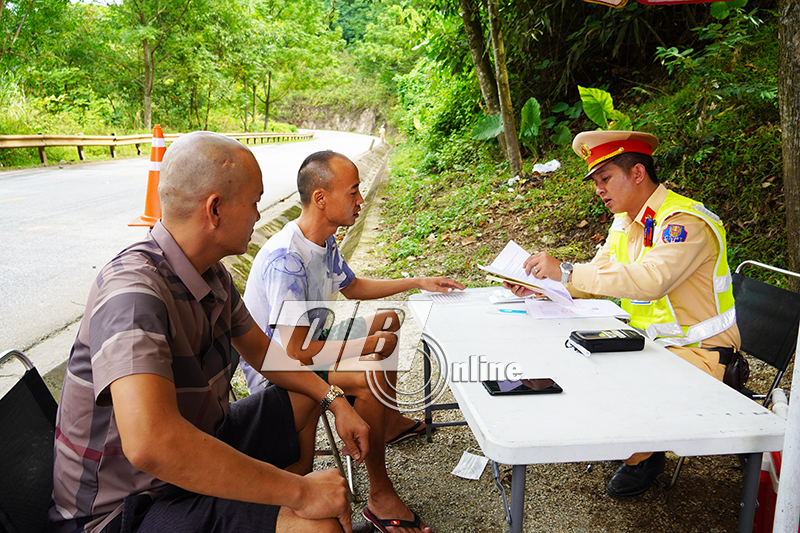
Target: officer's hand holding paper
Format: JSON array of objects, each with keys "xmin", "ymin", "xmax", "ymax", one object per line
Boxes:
[{"xmin": 479, "ymin": 241, "xmax": 573, "ymax": 306}]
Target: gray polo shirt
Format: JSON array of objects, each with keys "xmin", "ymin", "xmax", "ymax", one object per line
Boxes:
[{"xmin": 48, "ymin": 221, "xmax": 255, "ymax": 533}]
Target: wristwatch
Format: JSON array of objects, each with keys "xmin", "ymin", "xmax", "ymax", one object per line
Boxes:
[
  {"xmin": 320, "ymin": 384, "xmax": 346, "ymax": 412},
  {"xmin": 560, "ymin": 262, "xmax": 574, "ymax": 285}
]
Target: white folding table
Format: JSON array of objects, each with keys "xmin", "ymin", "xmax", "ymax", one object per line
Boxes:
[{"xmin": 408, "ymin": 288, "xmax": 787, "ymax": 533}]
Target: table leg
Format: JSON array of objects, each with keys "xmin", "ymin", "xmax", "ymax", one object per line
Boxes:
[
  {"xmin": 423, "ymin": 340, "xmax": 433, "ymax": 443},
  {"xmin": 738, "ymin": 452, "xmax": 762, "ymax": 533},
  {"xmin": 420, "ymin": 338, "xmax": 466, "ymax": 443},
  {"xmin": 509, "ymin": 464, "xmax": 527, "ymax": 533}
]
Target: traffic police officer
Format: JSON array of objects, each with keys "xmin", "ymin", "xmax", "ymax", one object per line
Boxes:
[{"xmin": 505, "ymin": 130, "xmax": 741, "ymax": 497}]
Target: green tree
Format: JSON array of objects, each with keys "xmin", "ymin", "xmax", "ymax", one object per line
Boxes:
[
  {"xmin": 85, "ymin": 0, "xmax": 192, "ymax": 130},
  {"xmin": 353, "ymin": 3, "xmax": 423, "ymax": 92},
  {"xmin": 248, "ymin": 0, "xmax": 345, "ymax": 130},
  {"xmin": 457, "ymin": 0, "xmax": 507, "ymax": 155}
]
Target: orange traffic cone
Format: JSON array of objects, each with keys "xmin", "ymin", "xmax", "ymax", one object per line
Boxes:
[{"xmin": 129, "ymin": 124, "xmax": 166, "ymax": 227}]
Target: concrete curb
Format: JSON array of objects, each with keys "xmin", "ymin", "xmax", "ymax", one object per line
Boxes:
[{"xmin": 25, "ymin": 142, "xmax": 393, "ymax": 399}]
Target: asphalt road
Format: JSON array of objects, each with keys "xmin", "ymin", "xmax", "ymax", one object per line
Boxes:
[{"xmin": 0, "ymin": 129, "xmax": 378, "ymax": 354}]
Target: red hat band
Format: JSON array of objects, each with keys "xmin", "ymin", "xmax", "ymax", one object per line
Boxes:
[{"xmin": 581, "ymin": 139, "xmax": 653, "ymax": 172}]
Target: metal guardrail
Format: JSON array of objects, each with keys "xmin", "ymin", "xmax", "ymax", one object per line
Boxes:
[{"xmin": 0, "ymin": 131, "xmax": 314, "ymax": 164}]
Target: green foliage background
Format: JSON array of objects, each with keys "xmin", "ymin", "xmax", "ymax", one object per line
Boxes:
[
  {"xmin": 368, "ymin": 0, "xmax": 784, "ymax": 283},
  {"xmin": 0, "ymin": 0, "xmax": 786, "ymax": 279}
]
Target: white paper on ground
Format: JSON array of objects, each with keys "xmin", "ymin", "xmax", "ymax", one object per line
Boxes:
[
  {"xmin": 451, "ymin": 448, "xmax": 490, "ymax": 480},
  {"xmin": 532, "ymin": 159, "xmax": 561, "ymax": 173}
]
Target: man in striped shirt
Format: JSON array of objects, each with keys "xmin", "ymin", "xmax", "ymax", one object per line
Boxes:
[{"xmin": 48, "ymin": 131, "xmax": 370, "ymax": 533}]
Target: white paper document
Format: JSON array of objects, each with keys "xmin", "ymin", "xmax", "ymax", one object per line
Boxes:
[
  {"xmin": 419, "ymin": 289, "xmax": 490, "ymax": 306},
  {"xmin": 479, "ymin": 240, "xmax": 573, "ymax": 307},
  {"xmin": 525, "ymin": 298, "xmax": 629, "ymax": 320},
  {"xmin": 451, "ymin": 448, "xmax": 489, "ymax": 480}
]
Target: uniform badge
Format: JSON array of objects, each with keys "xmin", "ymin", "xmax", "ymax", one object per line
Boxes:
[
  {"xmin": 662, "ymin": 224, "xmax": 687, "ymax": 243},
  {"xmin": 579, "ymin": 143, "xmax": 592, "ymax": 160}
]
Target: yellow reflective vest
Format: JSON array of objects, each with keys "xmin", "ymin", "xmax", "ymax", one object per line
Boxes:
[{"xmin": 607, "ymin": 190, "xmax": 736, "ymax": 347}]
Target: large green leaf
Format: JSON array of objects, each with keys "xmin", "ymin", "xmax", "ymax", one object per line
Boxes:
[
  {"xmin": 519, "ymin": 97, "xmax": 541, "ymax": 140},
  {"xmin": 578, "ymin": 86, "xmax": 614, "ymax": 129},
  {"xmin": 471, "ymin": 114, "xmax": 504, "ymax": 140},
  {"xmin": 710, "ymin": 0, "xmax": 747, "ymax": 20},
  {"xmin": 551, "ymin": 102, "xmax": 569, "ymax": 113},
  {"xmin": 550, "ymin": 125, "xmax": 572, "ymax": 146},
  {"xmin": 608, "ymin": 109, "xmax": 632, "ymax": 131}
]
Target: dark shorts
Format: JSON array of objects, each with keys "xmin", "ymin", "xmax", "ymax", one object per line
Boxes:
[
  {"xmin": 103, "ymin": 385, "xmax": 300, "ymax": 533},
  {"xmin": 315, "ymin": 316, "xmax": 369, "ymax": 382}
]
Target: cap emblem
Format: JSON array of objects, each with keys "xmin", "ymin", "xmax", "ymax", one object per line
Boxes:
[{"xmin": 579, "ymin": 143, "xmax": 592, "ymax": 160}]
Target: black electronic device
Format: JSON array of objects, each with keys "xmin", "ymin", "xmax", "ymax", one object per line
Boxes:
[
  {"xmin": 567, "ymin": 329, "xmax": 645, "ymax": 355},
  {"xmin": 482, "ymin": 378, "xmax": 563, "ymax": 396}
]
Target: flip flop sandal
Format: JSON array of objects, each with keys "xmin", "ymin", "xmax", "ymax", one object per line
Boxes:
[
  {"xmin": 363, "ymin": 507, "xmax": 422, "ymax": 532},
  {"xmin": 385, "ymin": 419, "xmax": 425, "ymax": 445}
]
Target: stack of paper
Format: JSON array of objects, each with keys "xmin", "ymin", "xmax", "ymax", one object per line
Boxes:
[
  {"xmin": 525, "ymin": 299, "xmax": 629, "ymax": 319},
  {"xmin": 478, "ymin": 241, "xmax": 573, "ymax": 306},
  {"xmin": 481, "ymin": 241, "xmax": 629, "ymax": 320}
]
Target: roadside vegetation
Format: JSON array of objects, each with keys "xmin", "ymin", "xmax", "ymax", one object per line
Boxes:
[
  {"xmin": 1, "ymin": 0, "xmax": 787, "ymax": 282},
  {"xmin": 0, "ymin": 0, "xmax": 386, "ymax": 168},
  {"xmin": 364, "ymin": 3, "xmax": 785, "ymax": 290}
]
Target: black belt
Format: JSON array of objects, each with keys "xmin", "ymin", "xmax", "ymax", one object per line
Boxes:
[{"xmin": 706, "ymin": 346, "xmax": 736, "ymax": 365}]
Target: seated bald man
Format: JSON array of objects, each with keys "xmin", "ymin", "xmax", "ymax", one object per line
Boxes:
[
  {"xmin": 241, "ymin": 150, "xmax": 464, "ymax": 533},
  {"xmin": 48, "ymin": 132, "xmax": 371, "ymax": 533}
]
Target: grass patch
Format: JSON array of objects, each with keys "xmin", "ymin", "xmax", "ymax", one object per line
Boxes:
[
  {"xmin": 371, "ymin": 125, "xmax": 784, "ymax": 290},
  {"xmin": 369, "ymin": 141, "xmax": 608, "ymax": 289}
]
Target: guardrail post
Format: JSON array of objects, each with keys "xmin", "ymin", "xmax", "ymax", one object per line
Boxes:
[
  {"xmin": 37, "ymin": 133, "xmax": 47, "ymax": 164},
  {"xmin": 77, "ymin": 133, "xmax": 85, "ymax": 161},
  {"xmin": 135, "ymin": 143, "xmax": 141, "ymax": 155},
  {"xmin": 109, "ymin": 133, "xmax": 116, "ymax": 158}
]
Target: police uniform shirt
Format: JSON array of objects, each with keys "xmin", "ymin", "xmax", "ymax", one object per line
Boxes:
[{"xmin": 569, "ymin": 184, "xmax": 740, "ymax": 376}]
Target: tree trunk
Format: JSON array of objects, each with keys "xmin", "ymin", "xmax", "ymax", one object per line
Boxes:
[
  {"xmin": 780, "ymin": 0, "xmax": 800, "ymax": 290},
  {"xmin": 204, "ymin": 81, "xmax": 212, "ymax": 130},
  {"xmin": 143, "ymin": 38, "xmax": 153, "ymax": 130},
  {"xmin": 243, "ymin": 75, "xmax": 249, "ymax": 132},
  {"xmin": 264, "ymin": 73, "xmax": 272, "ymax": 131},
  {"xmin": 192, "ymin": 84, "xmax": 201, "ymax": 130},
  {"xmin": 252, "ymin": 84, "xmax": 258, "ymax": 130},
  {"xmin": 459, "ymin": 0, "xmax": 507, "ymax": 156},
  {"xmin": 486, "ymin": 0, "xmax": 522, "ymax": 176}
]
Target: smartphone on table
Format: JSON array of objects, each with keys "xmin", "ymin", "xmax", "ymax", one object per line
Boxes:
[{"xmin": 482, "ymin": 378, "xmax": 563, "ymax": 396}]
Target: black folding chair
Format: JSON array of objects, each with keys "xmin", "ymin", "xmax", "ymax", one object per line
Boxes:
[
  {"xmin": 666, "ymin": 260, "xmax": 800, "ymax": 490},
  {"xmin": 732, "ymin": 260, "xmax": 800, "ymax": 404},
  {"xmin": 0, "ymin": 349, "xmax": 58, "ymax": 533}
]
